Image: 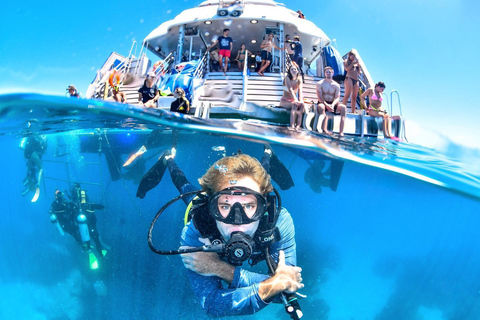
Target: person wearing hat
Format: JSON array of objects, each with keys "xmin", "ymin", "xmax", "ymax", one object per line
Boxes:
[
  {"xmin": 66, "ymin": 85, "xmax": 80, "ymax": 98},
  {"xmin": 138, "ymin": 72, "xmax": 160, "ymax": 108}
]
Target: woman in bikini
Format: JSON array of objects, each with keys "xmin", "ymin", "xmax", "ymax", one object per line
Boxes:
[
  {"xmin": 342, "ymin": 50, "xmax": 362, "ymax": 114},
  {"xmin": 279, "ymin": 62, "xmax": 304, "ymax": 131},
  {"xmin": 234, "ymin": 44, "xmax": 249, "ymax": 71},
  {"xmin": 360, "ymin": 81, "xmax": 393, "ymax": 138}
]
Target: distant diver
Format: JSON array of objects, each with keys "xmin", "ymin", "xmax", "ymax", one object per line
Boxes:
[
  {"xmin": 20, "ymin": 134, "xmax": 47, "ymax": 202},
  {"xmin": 49, "ymin": 185, "xmax": 108, "ymax": 270}
]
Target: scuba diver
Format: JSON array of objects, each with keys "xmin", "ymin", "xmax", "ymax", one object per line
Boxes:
[
  {"xmin": 21, "ymin": 134, "xmax": 47, "ymax": 202},
  {"xmin": 140, "ymin": 148, "xmax": 304, "ymax": 319},
  {"xmin": 50, "ymin": 185, "xmax": 108, "ymax": 270}
]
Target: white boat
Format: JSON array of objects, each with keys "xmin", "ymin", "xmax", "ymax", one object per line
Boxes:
[{"xmin": 86, "ymin": 0, "xmax": 405, "ymax": 139}]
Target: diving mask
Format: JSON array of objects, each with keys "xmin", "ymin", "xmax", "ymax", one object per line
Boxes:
[{"xmin": 208, "ymin": 186, "xmax": 268, "ymax": 225}]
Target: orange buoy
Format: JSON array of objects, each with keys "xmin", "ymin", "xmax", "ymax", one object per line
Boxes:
[{"xmin": 109, "ymin": 71, "xmax": 121, "ymax": 87}]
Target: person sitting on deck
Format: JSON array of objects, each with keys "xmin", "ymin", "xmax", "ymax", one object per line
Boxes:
[
  {"xmin": 112, "ymin": 86, "xmax": 126, "ymax": 103},
  {"xmin": 210, "ymin": 48, "xmax": 220, "ymax": 72},
  {"xmin": 360, "ymin": 81, "xmax": 394, "ymax": 138},
  {"xmin": 138, "ymin": 72, "xmax": 160, "ymax": 108},
  {"xmin": 279, "ymin": 62, "xmax": 304, "ymax": 131},
  {"xmin": 315, "ymin": 66, "xmax": 347, "ymax": 136},
  {"xmin": 170, "ymin": 88, "xmax": 190, "ymax": 114}
]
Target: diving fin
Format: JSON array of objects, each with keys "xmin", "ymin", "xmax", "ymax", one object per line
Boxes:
[
  {"xmin": 89, "ymin": 251, "xmax": 99, "ymax": 270},
  {"xmin": 269, "ymin": 151, "xmax": 295, "ymax": 191},
  {"xmin": 329, "ymin": 160, "xmax": 344, "ymax": 192},
  {"xmin": 31, "ymin": 187, "xmax": 40, "ymax": 203},
  {"xmin": 136, "ymin": 152, "xmax": 168, "ymax": 199}
]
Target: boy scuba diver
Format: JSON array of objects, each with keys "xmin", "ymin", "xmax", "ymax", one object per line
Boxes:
[{"xmin": 142, "ymin": 150, "xmax": 304, "ymax": 319}]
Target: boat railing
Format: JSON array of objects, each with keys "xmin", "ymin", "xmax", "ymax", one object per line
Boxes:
[
  {"xmin": 390, "ymin": 90, "xmax": 403, "ymax": 117},
  {"xmin": 192, "ymin": 51, "xmax": 210, "ymax": 79},
  {"xmin": 240, "ymin": 50, "xmax": 249, "ymax": 111},
  {"xmin": 154, "ymin": 52, "xmax": 175, "ymax": 77}
]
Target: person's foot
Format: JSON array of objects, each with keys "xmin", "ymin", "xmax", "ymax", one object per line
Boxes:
[
  {"xmin": 287, "ymin": 126, "xmax": 295, "ymax": 131},
  {"xmin": 339, "ymin": 132, "xmax": 345, "ymax": 137},
  {"xmin": 163, "ymin": 147, "xmax": 176, "ymax": 164},
  {"xmin": 264, "ymin": 143, "xmax": 273, "ymax": 156},
  {"xmin": 295, "ymin": 125, "xmax": 302, "ymax": 131}
]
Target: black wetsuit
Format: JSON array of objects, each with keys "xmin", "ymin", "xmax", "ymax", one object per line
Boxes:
[
  {"xmin": 170, "ymin": 98, "xmax": 190, "ymax": 114},
  {"xmin": 50, "ymin": 198, "xmax": 105, "ymax": 257}
]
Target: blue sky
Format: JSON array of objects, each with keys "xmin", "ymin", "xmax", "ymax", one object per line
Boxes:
[{"xmin": 1, "ymin": 0, "xmax": 479, "ymax": 149}]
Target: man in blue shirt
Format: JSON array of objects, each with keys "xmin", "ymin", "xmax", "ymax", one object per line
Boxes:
[{"xmin": 209, "ymin": 29, "xmax": 233, "ymax": 75}]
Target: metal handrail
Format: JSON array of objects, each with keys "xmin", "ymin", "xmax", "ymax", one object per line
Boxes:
[
  {"xmin": 154, "ymin": 52, "xmax": 175, "ymax": 77},
  {"xmin": 390, "ymin": 90, "xmax": 403, "ymax": 117},
  {"xmin": 192, "ymin": 51, "xmax": 210, "ymax": 79},
  {"xmin": 240, "ymin": 50, "xmax": 250, "ymax": 110}
]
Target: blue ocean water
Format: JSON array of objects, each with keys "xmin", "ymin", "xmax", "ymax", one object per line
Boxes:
[{"xmin": 1, "ymin": 94, "xmax": 479, "ymax": 320}]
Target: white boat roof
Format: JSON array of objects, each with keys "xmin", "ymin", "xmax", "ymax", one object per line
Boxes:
[{"xmin": 144, "ymin": 0, "xmax": 330, "ymax": 61}]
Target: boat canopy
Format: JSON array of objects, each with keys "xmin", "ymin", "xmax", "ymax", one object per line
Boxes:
[{"xmin": 143, "ymin": 0, "xmax": 330, "ymax": 62}]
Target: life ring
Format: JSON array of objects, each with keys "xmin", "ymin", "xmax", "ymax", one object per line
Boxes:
[{"xmin": 109, "ymin": 71, "xmax": 121, "ymax": 87}]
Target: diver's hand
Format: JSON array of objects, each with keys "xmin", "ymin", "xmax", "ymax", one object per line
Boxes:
[
  {"xmin": 258, "ymin": 250, "xmax": 304, "ymax": 301},
  {"xmin": 180, "ymin": 238, "xmax": 235, "ymax": 283}
]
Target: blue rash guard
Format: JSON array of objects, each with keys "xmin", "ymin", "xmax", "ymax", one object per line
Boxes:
[{"xmin": 180, "ymin": 207, "xmax": 297, "ymax": 317}]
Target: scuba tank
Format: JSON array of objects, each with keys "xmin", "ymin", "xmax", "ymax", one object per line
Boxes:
[
  {"xmin": 77, "ymin": 214, "xmax": 91, "ymax": 243},
  {"xmin": 77, "ymin": 189, "xmax": 91, "ymax": 243},
  {"xmin": 49, "ymin": 213, "xmax": 65, "ymax": 236}
]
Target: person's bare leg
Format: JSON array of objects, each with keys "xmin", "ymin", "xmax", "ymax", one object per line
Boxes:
[
  {"xmin": 295, "ymin": 103, "xmax": 304, "ymax": 130},
  {"xmin": 219, "ymin": 55, "xmax": 224, "ymax": 73},
  {"xmin": 289, "ymin": 104, "xmax": 296, "ymax": 130},
  {"xmin": 258, "ymin": 60, "xmax": 266, "ymax": 74},
  {"xmin": 351, "ymin": 83, "xmax": 359, "ymax": 114},
  {"xmin": 338, "ymin": 104, "xmax": 346, "ymax": 136},
  {"xmin": 323, "ymin": 113, "xmax": 332, "ymax": 134},
  {"xmin": 258, "ymin": 61, "xmax": 271, "ymax": 75},
  {"xmin": 315, "ymin": 103, "xmax": 326, "ymax": 133},
  {"xmin": 224, "ymin": 57, "xmax": 229, "ymax": 75},
  {"xmin": 342, "ymin": 78, "xmax": 352, "ymax": 108},
  {"xmin": 384, "ymin": 114, "xmax": 393, "ymax": 137}
]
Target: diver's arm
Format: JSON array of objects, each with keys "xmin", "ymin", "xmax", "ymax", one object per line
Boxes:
[
  {"xmin": 186, "ymin": 269, "xmax": 270, "ymax": 317},
  {"xmin": 181, "ymin": 223, "xmax": 270, "ymax": 316}
]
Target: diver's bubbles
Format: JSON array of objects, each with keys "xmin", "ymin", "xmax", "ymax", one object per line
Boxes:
[{"xmin": 224, "ymin": 19, "xmax": 233, "ymax": 26}]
